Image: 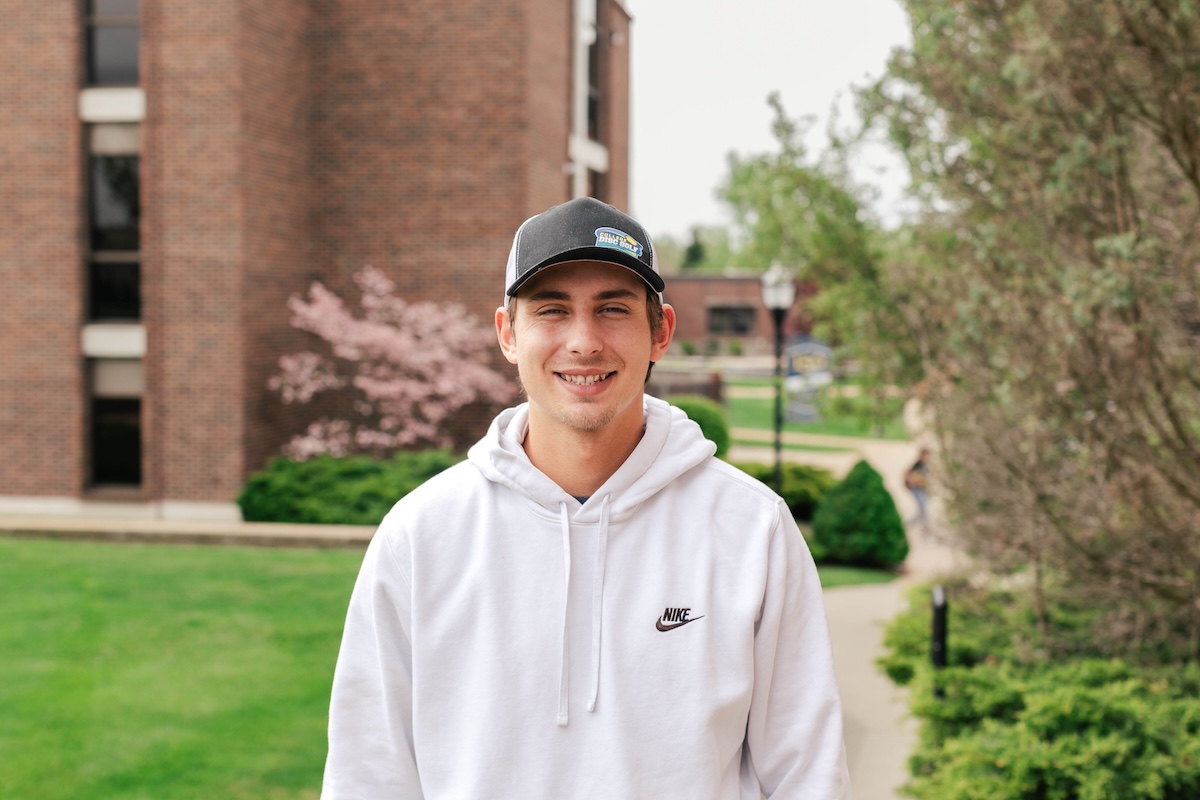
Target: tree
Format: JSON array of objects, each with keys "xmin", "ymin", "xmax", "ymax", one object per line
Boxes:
[
  {"xmin": 270, "ymin": 266, "xmax": 518, "ymax": 460},
  {"xmin": 718, "ymin": 93, "xmax": 924, "ymax": 427},
  {"xmin": 861, "ymin": 0, "xmax": 1200, "ymax": 660},
  {"xmin": 681, "ymin": 228, "xmax": 707, "ymax": 270},
  {"xmin": 652, "ymin": 225, "xmax": 736, "ymax": 274}
]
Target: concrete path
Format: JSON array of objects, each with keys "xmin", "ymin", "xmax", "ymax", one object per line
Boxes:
[{"xmin": 731, "ymin": 427, "xmax": 960, "ymax": 800}]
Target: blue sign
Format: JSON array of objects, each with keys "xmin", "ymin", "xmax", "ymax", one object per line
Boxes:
[{"xmin": 784, "ymin": 340, "xmax": 833, "ymax": 422}]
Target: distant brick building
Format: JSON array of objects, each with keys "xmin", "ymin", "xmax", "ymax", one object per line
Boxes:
[
  {"xmin": 1, "ymin": 0, "xmax": 632, "ymax": 520},
  {"xmin": 665, "ymin": 274, "xmax": 815, "ymax": 355}
]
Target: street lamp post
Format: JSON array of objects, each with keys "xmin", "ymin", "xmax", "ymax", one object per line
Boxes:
[{"xmin": 760, "ymin": 263, "xmax": 796, "ymax": 496}]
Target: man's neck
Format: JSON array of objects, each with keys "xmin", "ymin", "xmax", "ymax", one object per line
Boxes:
[{"xmin": 522, "ymin": 413, "xmax": 646, "ymax": 498}]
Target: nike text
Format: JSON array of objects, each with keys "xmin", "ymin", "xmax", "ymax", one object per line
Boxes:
[{"xmin": 656, "ymin": 607, "xmax": 705, "ymax": 632}]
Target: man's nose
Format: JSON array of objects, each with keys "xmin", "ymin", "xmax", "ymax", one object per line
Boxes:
[{"xmin": 565, "ymin": 314, "xmax": 603, "ymax": 355}]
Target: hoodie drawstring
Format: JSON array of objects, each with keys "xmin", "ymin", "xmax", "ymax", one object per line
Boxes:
[
  {"xmin": 556, "ymin": 496, "xmax": 612, "ymax": 725},
  {"xmin": 557, "ymin": 501, "xmax": 572, "ymax": 726},
  {"xmin": 587, "ymin": 496, "xmax": 610, "ymax": 713}
]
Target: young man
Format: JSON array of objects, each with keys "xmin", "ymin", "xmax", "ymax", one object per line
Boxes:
[{"xmin": 321, "ymin": 198, "xmax": 852, "ymax": 799}]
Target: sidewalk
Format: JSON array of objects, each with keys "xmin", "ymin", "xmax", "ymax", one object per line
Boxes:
[{"xmin": 732, "ymin": 434, "xmax": 958, "ymax": 800}]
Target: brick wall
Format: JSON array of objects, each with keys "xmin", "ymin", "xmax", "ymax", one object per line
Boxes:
[
  {"xmin": 142, "ymin": 0, "xmax": 246, "ymax": 502},
  {"xmin": 309, "ymin": 0, "xmax": 535, "ymax": 323},
  {"xmin": 237, "ymin": 0, "xmax": 316, "ymax": 476},
  {"xmin": 603, "ymin": 0, "xmax": 630, "ymax": 209},
  {"xmin": 0, "ymin": 2, "xmax": 84, "ymax": 496},
  {"xmin": 525, "ymin": 0, "xmax": 571, "ymax": 218},
  {"xmin": 0, "ymin": 0, "xmax": 632, "ymax": 508}
]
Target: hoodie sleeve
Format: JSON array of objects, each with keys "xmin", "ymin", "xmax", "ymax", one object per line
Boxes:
[
  {"xmin": 321, "ymin": 524, "xmax": 423, "ymax": 799},
  {"xmin": 744, "ymin": 500, "xmax": 852, "ymax": 798}
]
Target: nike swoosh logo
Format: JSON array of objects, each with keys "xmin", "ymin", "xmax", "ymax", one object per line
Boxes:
[{"xmin": 656, "ymin": 615, "xmax": 704, "ymax": 632}]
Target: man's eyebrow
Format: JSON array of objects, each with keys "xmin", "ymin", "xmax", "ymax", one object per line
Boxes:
[
  {"xmin": 524, "ymin": 287, "xmax": 641, "ymax": 303},
  {"xmin": 594, "ymin": 288, "xmax": 641, "ymax": 301},
  {"xmin": 524, "ymin": 289, "xmax": 571, "ymax": 302}
]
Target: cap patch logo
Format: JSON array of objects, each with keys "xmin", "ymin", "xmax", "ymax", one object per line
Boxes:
[{"xmin": 595, "ymin": 227, "xmax": 644, "ymax": 259}]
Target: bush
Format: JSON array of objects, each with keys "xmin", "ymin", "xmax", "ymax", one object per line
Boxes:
[
  {"xmin": 238, "ymin": 450, "xmax": 461, "ymax": 524},
  {"xmin": 810, "ymin": 459, "xmax": 908, "ymax": 568},
  {"xmin": 668, "ymin": 394, "xmax": 730, "ymax": 458},
  {"xmin": 733, "ymin": 461, "xmax": 837, "ymax": 522},
  {"xmin": 908, "ymin": 660, "xmax": 1200, "ymax": 800},
  {"xmin": 882, "ymin": 583, "xmax": 1200, "ymax": 799}
]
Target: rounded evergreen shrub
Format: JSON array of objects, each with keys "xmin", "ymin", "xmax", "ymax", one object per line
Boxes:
[
  {"xmin": 668, "ymin": 394, "xmax": 730, "ymax": 458},
  {"xmin": 238, "ymin": 450, "xmax": 461, "ymax": 525},
  {"xmin": 811, "ymin": 459, "xmax": 908, "ymax": 568}
]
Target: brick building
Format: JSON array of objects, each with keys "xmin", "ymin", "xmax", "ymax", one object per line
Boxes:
[
  {"xmin": 1, "ymin": 0, "xmax": 633, "ymax": 520},
  {"xmin": 665, "ymin": 274, "xmax": 815, "ymax": 355}
]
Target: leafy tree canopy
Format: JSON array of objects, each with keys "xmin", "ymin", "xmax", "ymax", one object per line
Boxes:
[{"xmin": 859, "ymin": 0, "xmax": 1200, "ymax": 661}]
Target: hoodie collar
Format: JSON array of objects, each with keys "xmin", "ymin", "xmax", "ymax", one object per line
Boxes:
[{"xmin": 468, "ymin": 395, "xmax": 716, "ymax": 523}]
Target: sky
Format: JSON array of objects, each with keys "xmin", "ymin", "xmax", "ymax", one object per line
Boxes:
[{"xmin": 625, "ymin": 0, "xmax": 914, "ymax": 241}]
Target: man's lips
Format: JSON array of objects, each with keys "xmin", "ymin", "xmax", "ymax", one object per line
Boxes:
[{"xmin": 556, "ymin": 371, "xmax": 614, "ymax": 386}]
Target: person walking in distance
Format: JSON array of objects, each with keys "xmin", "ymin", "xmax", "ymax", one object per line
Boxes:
[
  {"xmin": 905, "ymin": 447, "xmax": 932, "ymax": 528},
  {"xmin": 320, "ymin": 197, "xmax": 852, "ymax": 799}
]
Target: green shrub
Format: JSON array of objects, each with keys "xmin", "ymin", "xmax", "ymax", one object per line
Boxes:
[
  {"xmin": 727, "ymin": 339, "xmax": 744, "ymax": 357},
  {"xmin": 238, "ymin": 450, "xmax": 461, "ymax": 524},
  {"xmin": 882, "ymin": 582, "xmax": 1200, "ymax": 799},
  {"xmin": 810, "ymin": 459, "xmax": 908, "ymax": 568},
  {"xmin": 680, "ymin": 340, "xmax": 696, "ymax": 356},
  {"xmin": 668, "ymin": 394, "xmax": 730, "ymax": 458},
  {"xmin": 733, "ymin": 461, "xmax": 837, "ymax": 523},
  {"xmin": 904, "ymin": 659, "xmax": 1200, "ymax": 800}
]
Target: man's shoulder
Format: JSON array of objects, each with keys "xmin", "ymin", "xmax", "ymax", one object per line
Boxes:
[
  {"xmin": 395, "ymin": 458, "xmax": 484, "ymax": 507},
  {"xmin": 694, "ymin": 456, "xmax": 775, "ymax": 489},
  {"xmin": 686, "ymin": 457, "xmax": 785, "ymax": 509},
  {"xmin": 374, "ymin": 459, "xmax": 488, "ymax": 542}
]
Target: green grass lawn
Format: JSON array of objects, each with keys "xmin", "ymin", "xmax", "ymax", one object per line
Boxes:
[
  {"xmin": 815, "ymin": 565, "xmax": 897, "ymax": 588},
  {"xmin": 730, "ymin": 438, "xmax": 854, "ymax": 453},
  {"xmin": 0, "ymin": 536, "xmax": 891, "ymax": 798},
  {"xmin": 724, "ymin": 377, "xmax": 909, "ymax": 440},
  {"xmin": 0, "ymin": 536, "xmax": 362, "ymax": 800}
]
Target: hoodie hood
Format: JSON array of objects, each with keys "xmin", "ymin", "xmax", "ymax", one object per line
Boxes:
[
  {"xmin": 466, "ymin": 394, "xmax": 716, "ymax": 725},
  {"xmin": 468, "ymin": 394, "xmax": 717, "ymax": 521}
]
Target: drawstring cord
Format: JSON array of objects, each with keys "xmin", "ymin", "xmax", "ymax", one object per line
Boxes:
[
  {"xmin": 557, "ymin": 502, "xmax": 572, "ymax": 726},
  {"xmin": 556, "ymin": 496, "xmax": 612, "ymax": 725},
  {"xmin": 587, "ymin": 496, "xmax": 610, "ymax": 712}
]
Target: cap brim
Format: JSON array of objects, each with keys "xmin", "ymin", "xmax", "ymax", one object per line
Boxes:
[{"xmin": 505, "ymin": 248, "xmax": 666, "ymax": 298}]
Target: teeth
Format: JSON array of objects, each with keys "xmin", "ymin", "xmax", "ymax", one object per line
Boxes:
[{"xmin": 561, "ymin": 372, "xmax": 611, "ymax": 386}]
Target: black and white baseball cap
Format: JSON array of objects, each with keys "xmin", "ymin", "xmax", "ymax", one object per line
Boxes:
[{"xmin": 504, "ymin": 197, "xmax": 664, "ymax": 304}]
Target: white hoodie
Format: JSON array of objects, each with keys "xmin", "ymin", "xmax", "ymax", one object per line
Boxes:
[{"xmin": 322, "ymin": 396, "xmax": 851, "ymax": 799}]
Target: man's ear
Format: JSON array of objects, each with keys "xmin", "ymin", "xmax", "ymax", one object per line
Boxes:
[
  {"xmin": 496, "ymin": 306, "xmax": 519, "ymax": 365},
  {"xmin": 650, "ymin": 303, "xmax": 677, "ymax": 362}
]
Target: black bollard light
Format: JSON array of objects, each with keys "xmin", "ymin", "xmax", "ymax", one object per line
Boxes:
[{"xmin": 931, "ymin": 584, "xmax": 948, "ymax": 698}]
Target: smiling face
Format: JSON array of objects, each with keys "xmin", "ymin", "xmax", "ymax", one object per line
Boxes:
[{"xmin": 496, "ymin": 260, "xmax": 675, "ymax": 444}]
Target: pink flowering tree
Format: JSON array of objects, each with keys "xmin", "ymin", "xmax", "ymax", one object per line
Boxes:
[{"xmin": 271, "ymin": 266, "xmax": 517, "ymax": 460}]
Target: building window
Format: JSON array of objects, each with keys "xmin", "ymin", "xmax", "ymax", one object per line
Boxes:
[
  {"xmin": 587, "ymin": 169, "xmax": 607, "ymax": 203},
  {"xmin": 87, "ymin": 124, "xmax": 140, "ymax": 320},
  {"xmin": 89, "ymin": 361, "xmax": 143, "ymax": 486},
  {"xmin": 708, "ymin": 306, "xmax": 757, "ymax": 335},
  {"xmin": 89, "ymin": 154, "xmax": 140, "ymax": 251},
  {"xmin": 587, "ymin": 0, "xmax": 606, "ymax": 143},
  {"xmin": 89, "ymin": 259, "xmax": 140, "ymax": 320},
  {"xmin": 87, "ymin": 0, "xmax": 140, "ymax": 86},
  {"xmin": 91, "ymin": 397, "xmax": 142, "ymax": 485}
]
